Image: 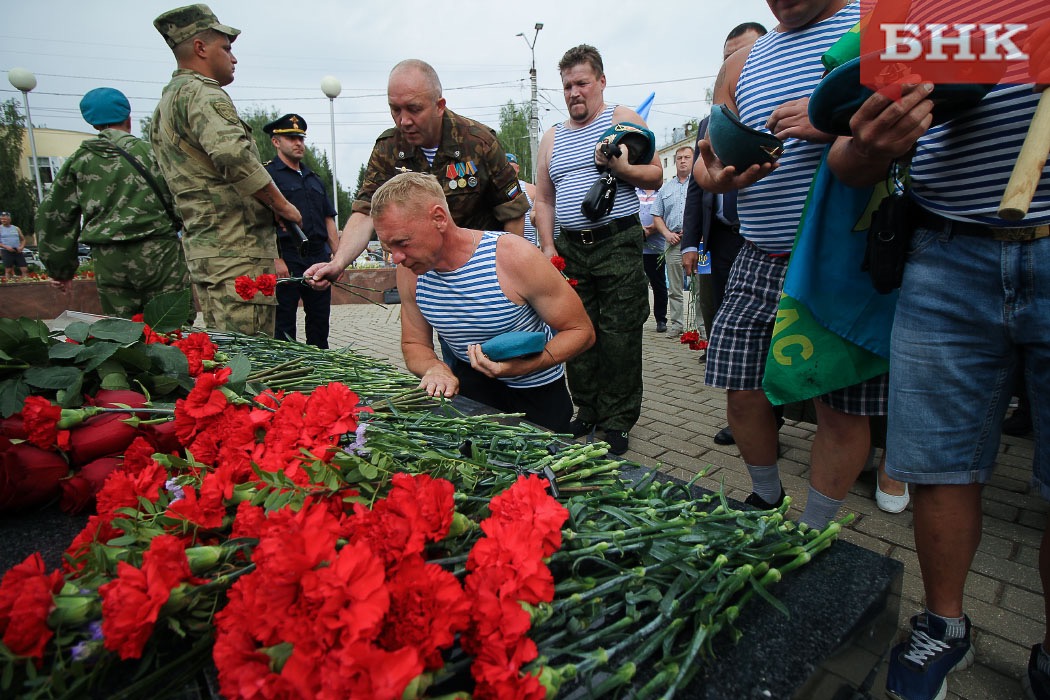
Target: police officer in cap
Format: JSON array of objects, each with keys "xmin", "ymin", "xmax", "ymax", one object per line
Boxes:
[{"xmin": 263, "ymin": 113, "xmax": 340, "ymax": 348}]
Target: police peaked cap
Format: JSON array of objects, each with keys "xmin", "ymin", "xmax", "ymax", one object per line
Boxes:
[
  {"xmin": 597, "ymin": 122, "xmax": 656, "ymax": 165},
  {"xmin": 263, "ymin": 114, "xmax": 308, "ymax": 136}
]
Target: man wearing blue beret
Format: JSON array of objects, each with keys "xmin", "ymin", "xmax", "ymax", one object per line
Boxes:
[{"xmin": 35, "ymin": 87, "xmax": 191, "ymax": 319}]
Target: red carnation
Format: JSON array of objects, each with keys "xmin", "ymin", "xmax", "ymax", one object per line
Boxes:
[
  {"xmin": 22, "ymin": 396, "xmax": 62, "ymax": 449},
  {"xmin": 234, "ymin": 275, "xmax": 257, "ymax": 300},
  {"xmin": 172, "ymin": 332, "xmax": 217, "ymax": 376},
  {"xmin": 0, "ymin": 553, "xmax": 64, "ymax": 661},
  {"xmin": 568, "ymin": 278, "xmax": 578, "ymax": 287},
  {"xmin": 255, "ymin": 274, "xmax": 278, "ymax": 296},
  {"xmin": 100, "ymin": 534, "xmax": 199, "ymax": 659},
  {"xmin": 550, "ymin": 255, "xmax": 566, "ymax": 272}
]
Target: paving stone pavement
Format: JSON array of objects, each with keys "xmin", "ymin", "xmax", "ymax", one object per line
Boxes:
[{"xmin": 297, "ymin": 301, "xmax": 1045, "ymax": 700}]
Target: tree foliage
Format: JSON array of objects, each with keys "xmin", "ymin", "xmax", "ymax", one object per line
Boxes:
[
  {"xmin": 0, "ymin": 99, "xmax": 38, "ymax": 236},
  {"xmin": 496, "ymin": 100, "xmax": 532, "ymax": 183}
]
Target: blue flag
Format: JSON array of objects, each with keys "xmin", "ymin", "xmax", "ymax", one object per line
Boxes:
[{"xmin": 635, "ymin": 92, "xmax": 655, "ymax": 121}]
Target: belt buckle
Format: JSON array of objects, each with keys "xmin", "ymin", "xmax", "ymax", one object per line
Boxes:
[
  {"xmin": 989, "ymin": 226, "xmax": 1041, "ymax": 242},
  {"xmin": 579, "ymin": 229, "xmax": 595, "ymax": 245}
]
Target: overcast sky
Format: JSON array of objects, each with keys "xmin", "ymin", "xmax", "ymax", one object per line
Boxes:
[{"xmin": 1, "ymin": 0, "xmax": 776, "ymax": 186}]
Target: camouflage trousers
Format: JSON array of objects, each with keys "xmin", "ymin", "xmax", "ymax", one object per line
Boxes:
[
  {"xmin": 186, "ymin": 256, "xmax": 276, "ymax": 336},
  {"xmin": 93, "ymin": 237, "xmax": 191, "ymax": 320},
  {"xmin": 555, "ymin": 222, "xmax": 649, "ymax": 432}
]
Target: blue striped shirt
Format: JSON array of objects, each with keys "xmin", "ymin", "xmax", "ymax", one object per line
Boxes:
[
  {"xmin": 520, "ymin": 179, "xmax": 538, "ymax": 245},
  {"xmin": 651, "ymin": 175, "xmax": 689, "ymax": 233},
  {"xmin": 550, "ymin": 106, "xmax": 639, "ymax": 230},
  {"xmin": 735, "ymin": 2, "xmax": 859, "ymax": 253},
  {"xmin": 911, "ymin": 85, "xmax": 1050, "ymax": 225},
  {"xmin": 415, "ymin": 231, "xmax": 563, "ymax": 389}
]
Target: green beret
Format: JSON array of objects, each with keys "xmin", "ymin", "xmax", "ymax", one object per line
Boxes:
[
  {"xmin": 708, "ymin": 104, "xmax": 784, "ymax": 170},
  {"xmin": 154, "ymin": 4, "xmax": 240, "ymax": 49},
  {"xmin": 808, "ymin": 56, "xmax": 996, "ymax": 137},
  {"xmin": 597, "ymin": 122, "xmax": 656, "ymax": 165}
]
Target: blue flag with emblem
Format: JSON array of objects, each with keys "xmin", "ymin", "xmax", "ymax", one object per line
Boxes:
[{"xmin": 762, "ymin": 147, "xmax": 896, "ymax": 405}]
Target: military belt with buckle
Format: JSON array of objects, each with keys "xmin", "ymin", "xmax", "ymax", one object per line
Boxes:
[
  {"xmin": 561, "ymin": 214, "xmax": 639, "ymax": 245},
  {"xmin": 916, "ymin": 208, "xmax": 1050, "ymax": 242}
]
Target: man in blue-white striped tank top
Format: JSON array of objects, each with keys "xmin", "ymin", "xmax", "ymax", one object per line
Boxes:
[
  {"xmin": 369, "ymin": 172, "xmax": 594, "ymax": 434},
  {"xmin": 828, "ymin": 28, "xmax": 1050, "ymax": 700},
  {"xmin": 533, "ymin": 44, "xmax": 664, "ymax": 456},
  {"xmin": 693, "ymin": 1, "xmax": 894, "ymax": 533}
]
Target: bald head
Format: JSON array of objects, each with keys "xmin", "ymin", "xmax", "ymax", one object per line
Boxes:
[{"xmin": 389, "ymin": 59, "xmax": 442, "ymax": 101}]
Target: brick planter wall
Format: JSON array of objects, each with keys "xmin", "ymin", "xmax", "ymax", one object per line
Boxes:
[{"xmin": 0, "ymin": 268, "xmax": 398, "ymax": 320}]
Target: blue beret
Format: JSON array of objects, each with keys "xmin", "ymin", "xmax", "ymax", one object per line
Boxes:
[
  {"xmin": 480, "ymin": 331, "xmax": 547, "ymax": 361},
  {"xmin": 79, "ymin": 88, "xmax": 131, "ymax": 127}
]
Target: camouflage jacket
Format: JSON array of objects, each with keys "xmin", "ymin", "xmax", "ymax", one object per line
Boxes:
[
  {"xmin": 353, "ymin": 109, "xmax": 529, "ymax": 231},
  {"xmin": 150, "ymin": 69, "xmax": 276, "ymax": 260},
  {"xmin": 35, "ymin": 129, "xmax": 180, "ymax": 281}
]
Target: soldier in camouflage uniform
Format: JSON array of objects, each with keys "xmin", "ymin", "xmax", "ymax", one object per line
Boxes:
[
  {"xmin": 305, "ymin": 59, "xmax": 528, "ymax": 288},
  {"xmin": 35, "ymin": 87, "xmax": 191, "ymax": 319},
  {"xmin": 534, "ymin": 45, "xmax": 664, "ymax": 456},
  {"xmin": 149, "ymin": 4, "xmax": 301, "ymax": 335}
]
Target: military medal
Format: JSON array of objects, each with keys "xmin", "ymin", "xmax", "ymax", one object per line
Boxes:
[
  {"xmin": 458, "ymin": 178, "xmax": 467, "ymax": 188},
  {"xmin": 448, "ymin": 179, "xmax": 458, "ymax": 190},
  {"xmin": 467, "ymin": 176, "xmax": 478, "ymax": 188}
]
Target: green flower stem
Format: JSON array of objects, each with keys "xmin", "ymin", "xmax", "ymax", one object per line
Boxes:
[{"xmin": 635, "ymin": 662, "xmax": 679, "ymax": 698}]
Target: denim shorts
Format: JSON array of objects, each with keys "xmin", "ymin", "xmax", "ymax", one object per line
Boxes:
[{"xmin": 886, "ymin": 227, "xmax": 1050, "ymax": 499}]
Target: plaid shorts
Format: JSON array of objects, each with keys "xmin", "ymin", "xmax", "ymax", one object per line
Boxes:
[{"xmin": 705, "ymin": 241, "xmax": 887, "ymax": 416}]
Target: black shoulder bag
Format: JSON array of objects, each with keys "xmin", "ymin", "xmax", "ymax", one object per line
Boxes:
[
  {"xmin": 107, "ymin": 139, "xmax": 182, "ymax": 234},
  {"xmin": 862, "ymin": 160, "xmax": 912, "ymax": 294}
]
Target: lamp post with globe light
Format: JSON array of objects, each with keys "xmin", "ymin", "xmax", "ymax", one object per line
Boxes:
[
  {"xmin": 8, "ymin": 68, "xmax": 44, "ymax": 203},
  {"xmin": 515, "ymin": 23, "xmax": 543, "ymax": 180},
  {"xmin": 320, "ymin": 76, "xmax": 342, "ymax": 223}
]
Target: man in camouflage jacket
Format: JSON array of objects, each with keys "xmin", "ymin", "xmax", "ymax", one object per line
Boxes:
[
  {"xmin": 35, "ymin": 87, "xmax": 190, "ymax": 319},
  {"xmin": 149, "ymin": 4, "xmax": 301, "ymax": 335},
  {"xmin": 305, "ymin": 59, "xmax": 527, "ymax": 288}
]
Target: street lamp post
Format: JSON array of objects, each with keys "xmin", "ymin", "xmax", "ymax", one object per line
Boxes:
[
  {"xmin": 320, "ymin": 76, "xmax": 342, "ymax": 223},
  {"xmin": 516, "ymin": 23, "xmax": 543, "ymax": 181},
  {"xmin": 8, "ymin": 68, "xmax": 44, "ymax": 203}
]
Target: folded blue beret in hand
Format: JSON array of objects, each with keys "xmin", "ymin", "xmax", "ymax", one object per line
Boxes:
[{"xmin": 479, "ymin": 332, "xmax": 548, "ymax": 361}]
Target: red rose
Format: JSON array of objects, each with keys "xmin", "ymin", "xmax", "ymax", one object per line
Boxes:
[
  {"xmin": 234, "ymin": 275, "xmax": 257, "ymax": 300},
  {"xmin": 22, "ymin": 396, "xmax": 62, "ymax": 449},
  {"xmin": 145, "ymin": 420, "xmax": 181, "ymax": 454},
  {"xmin": 58, "ymin": 476, "xmax": 95, "ymax": 515},
  {"xmin": 0, "ymin": 442, "xmax": 69, "ymax": 511},
  {"xmin": 0, "ymin": 415, "xmax": 26, "ymax": 439},
  {"xmin": 66, "ymin": 413, "xmax": 139, "ymax": 466},
  {"xmin": 88, "ymin": 389, "xmax": 148, "ymax": 410},
  {"xmin": 255, "ymin": 274, "xmax": 278, "ymax": 296}
]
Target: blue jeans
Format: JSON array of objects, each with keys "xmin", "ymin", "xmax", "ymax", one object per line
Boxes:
[{"xmin": 886, "ymin": 228, "xmax": 1050, "ymax": 498}]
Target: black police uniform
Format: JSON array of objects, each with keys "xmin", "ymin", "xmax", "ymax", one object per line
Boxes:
[{"xmin": 263, "ymin": 114, "xmax": 337, "ymax": 348}]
